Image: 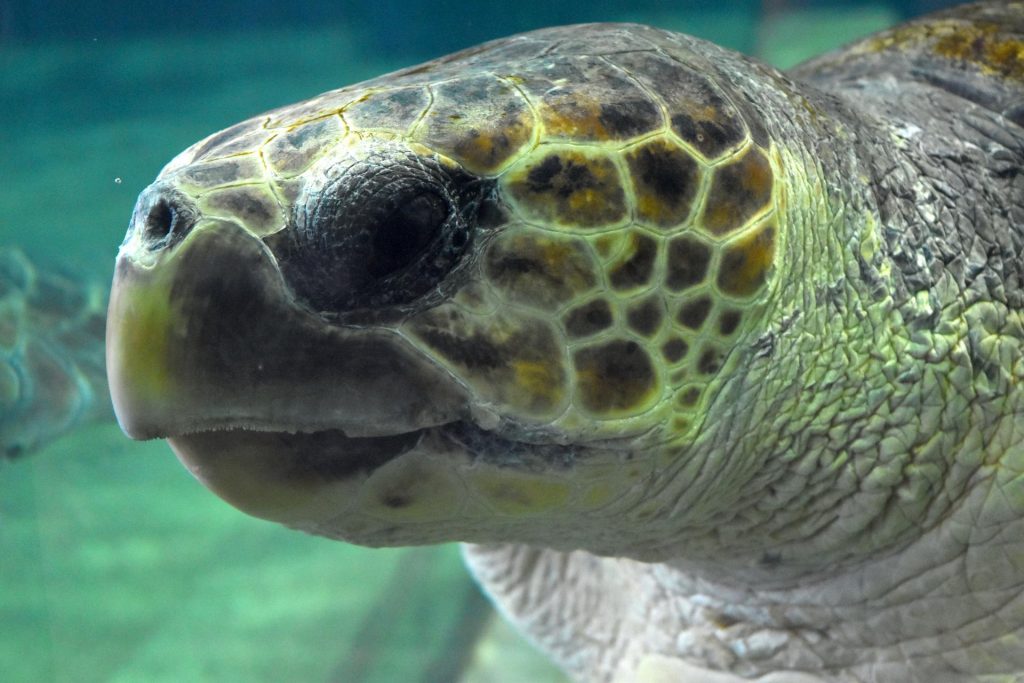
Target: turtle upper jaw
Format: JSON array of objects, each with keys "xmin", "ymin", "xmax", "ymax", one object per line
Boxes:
[{"xmin": 105, "ymin": 215, "xmax": 470, "ymax": 444}]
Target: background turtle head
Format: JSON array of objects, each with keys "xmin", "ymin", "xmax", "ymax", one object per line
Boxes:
[{"xmin": 108, "ymin": 24, "xmax": 788, "ymax": 555}]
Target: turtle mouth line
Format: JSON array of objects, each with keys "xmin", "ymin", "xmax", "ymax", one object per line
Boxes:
[
  {"xmin": 167, "ymin": 419, "xmax": 583, "ymax": 480},
  {"xmin": 168, "ymin": 425, "xmax": 429, "ymax": 482}
]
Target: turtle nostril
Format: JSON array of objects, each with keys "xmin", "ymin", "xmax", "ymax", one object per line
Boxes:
[
  {"xmin": 144, "ymin": 199, "xmax": 175, "ymax": 242},
  {"xmin": 131, "ymin": 186, "xmax": 198, "ymax": 252}
]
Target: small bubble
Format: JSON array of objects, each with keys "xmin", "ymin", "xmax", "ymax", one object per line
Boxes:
[{"xmin": 114, "ymin": 177, "xmax": 122, "ymax": 184}]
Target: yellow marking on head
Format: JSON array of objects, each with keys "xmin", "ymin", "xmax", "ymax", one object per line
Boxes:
[
  {"xmin": 625, "ymin": 137, "xmax": 702, "ymax": 229},
  {"xmin": 404, "ymin": 305, "xmax": 569, "ymax": 417},
  {"xmin": 513, "ymin": 358, "xmax": 565, "ymax": 407},
  {"xmin": 539, "ymin": 239, "xmax": 583, "ymax": 269},
  {"xmin": 573, "ymin": 340, "xmax": 659, "ymax": 417},
  {"xmin": 594, "ymin": 235, "xmax": 615, "ymax": 257},
  {"xmin": 469, "ymin": 470, "xmax": 571, "ymax": 515},
  {"xmin": 935, "ymin": 24, "xmax": 1024, "ymax": 80},
  {"xmin": 636, "ymin": 195, "xmax": 660, "ymax": 220},
  {"xmin": 867, "ymin": 19, "xmax": 1024, "ymax": 81},
  {"xmin": 717, "ymin": 222, "xmax": 776, "ymax": 298},
  {"xmin": 484, "ymin": 230, "xmax": 597, "ymax": 309},
  {"xmin": 607, "ymin": 230, "xmax": 659, "ymax": 292},
  {"xmin": 568, "ymin": 187, "xmax": 607, "ymax": 213},
  {"xmin": 503, "ymin": 147, "xmax": 627, "ymax": 228},
  {"xmin": 540, "ymin": 95, "xmax": 611, "ymax": 140},
  {"xmin": 415, "ymin": 75, "xmax": 535, "ymax": 174},
  {"xmin": 701, "ymin": 146, "xmax": 774, "ymax": 237},
  {"xmin": 112, "ymin": 283, "xmax": 173, "ymax": 400}
]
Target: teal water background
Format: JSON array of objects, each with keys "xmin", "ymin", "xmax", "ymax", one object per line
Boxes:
[{"xmin": 0, "ymin": 2, "xmax": 960, "ymax": 681}]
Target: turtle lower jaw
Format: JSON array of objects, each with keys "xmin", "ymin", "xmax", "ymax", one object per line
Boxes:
[
  {"xmin": 167, "ymin": 426, "xmax": 427, "ymax": 524},
  {"xmin": 166, "ymin": 419, "xmax": 579, "ymax": 526}
]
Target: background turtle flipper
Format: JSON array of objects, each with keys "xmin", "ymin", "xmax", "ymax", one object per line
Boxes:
[{"xmin": 0, "ymin": 249, "xmax": 110, "ymax": 459}]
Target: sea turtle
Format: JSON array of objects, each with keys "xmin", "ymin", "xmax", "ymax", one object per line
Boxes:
[
  {"xmin": 105, "ymin": 2, "xmax": 1024, "ymax": 680},
  {"xmin": 0, "ymin": 249, "xmax": 109, "ymax": 459}
]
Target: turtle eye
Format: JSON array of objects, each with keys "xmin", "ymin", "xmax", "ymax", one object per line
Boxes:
[
  {"xmin": 273, "ymin": 144, "xmax": 478, "ymax": 314},
  {"xmin": 367, "ymin": 190, "xmax": 449, "ymax": 280}
]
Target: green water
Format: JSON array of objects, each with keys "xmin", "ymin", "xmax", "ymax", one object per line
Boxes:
[{"xmin": 0, "ymin": 2, "xmax": 949, "ymax": 681}]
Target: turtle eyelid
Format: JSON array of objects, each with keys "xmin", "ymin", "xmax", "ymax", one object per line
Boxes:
[{"xmin": 269, "ymin": 144, "xmax": 488, "ymax": 315}]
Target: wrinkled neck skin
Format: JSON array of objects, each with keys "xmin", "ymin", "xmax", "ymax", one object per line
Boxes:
[{"xmin": 467, "ymin": 43, "xmax": 1024, "ymax": 682}]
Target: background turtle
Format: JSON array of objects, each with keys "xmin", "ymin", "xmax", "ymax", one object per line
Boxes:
[
  {"xmin": 0, "ymin": 249, "xmax": 109, "ymax": 460},
  {"xmin": 105, "ymin": 1, "xmax": 1024, "ymax": 681}
]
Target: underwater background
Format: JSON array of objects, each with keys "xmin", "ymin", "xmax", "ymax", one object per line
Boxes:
[{"xmin": 0, "ymin": 1, "xmax": 962, "ymax": 681}]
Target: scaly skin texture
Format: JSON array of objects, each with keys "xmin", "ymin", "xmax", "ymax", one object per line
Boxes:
[
  {"xmin": 471, "ymin": 4, "xmax": 1024, "ymax": 680},
  {"xmin": 105, "ymin": 2, "xmax": 1024, "ymax": 681}
]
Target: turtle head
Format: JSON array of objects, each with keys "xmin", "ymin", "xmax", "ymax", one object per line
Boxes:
[{"xmin": 108, "ymin": 25, "xmax": 788, "ymax": 556}]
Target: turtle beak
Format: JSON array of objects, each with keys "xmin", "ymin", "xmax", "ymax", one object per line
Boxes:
[
  {"xmin": 105, "ymin": 207, "xmax": 467, "ymax": 442},
  {"xmin": 105, "ymin": 240, "xmax": 179, "ymax": 440}
]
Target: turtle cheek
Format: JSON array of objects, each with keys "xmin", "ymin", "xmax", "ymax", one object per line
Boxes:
[{"xmin": 402, "ymin": 304, "xmax": 571, "ymax": 422}]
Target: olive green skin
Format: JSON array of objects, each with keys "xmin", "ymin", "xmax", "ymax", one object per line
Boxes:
[{"xmin": 108, "ymin": 2, "xmax": 1024, "ymax": 681}]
